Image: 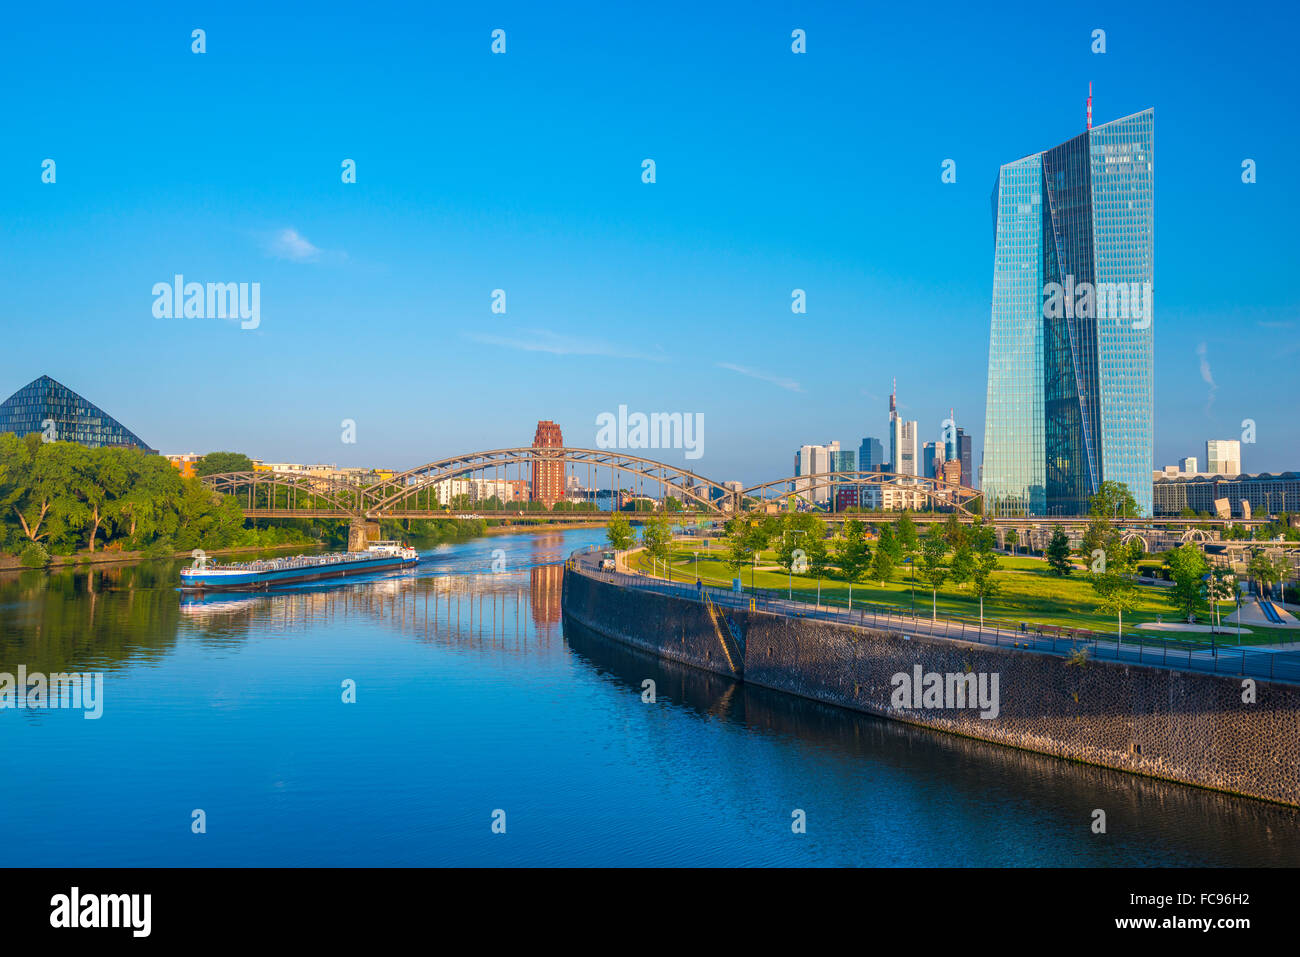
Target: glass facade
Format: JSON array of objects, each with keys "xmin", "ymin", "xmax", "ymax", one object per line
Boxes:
[
  {"xmin": 0, "ymin": 375, "xmax": 154, "ymax": 451},
  {"xmin": 983, "ymin": 110, "xmax": 1153, "ymax": 516}
]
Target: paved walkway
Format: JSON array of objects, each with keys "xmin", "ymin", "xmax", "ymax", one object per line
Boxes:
[{"xmin": 572, "ymin": 549, "xmax": 1300, "ymax": 684}]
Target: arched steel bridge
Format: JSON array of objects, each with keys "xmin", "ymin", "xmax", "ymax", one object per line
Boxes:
[
  {"xmin": 199, "ymin": 446, "xmax": 1277, "ymax": 535},
  {"xmin": 200, "ymin": 446, "xmax": 984, "ymax": 521}
]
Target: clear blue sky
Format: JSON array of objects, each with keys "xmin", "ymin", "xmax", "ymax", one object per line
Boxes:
[{"xmin": 2, "ymin": 0, "xmax": 1296, "ymax": 485}]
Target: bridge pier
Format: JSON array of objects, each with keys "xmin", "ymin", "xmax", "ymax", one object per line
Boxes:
[{"xmin": 348, "ymin": 519, "xmax": 382, "ymax": 552}]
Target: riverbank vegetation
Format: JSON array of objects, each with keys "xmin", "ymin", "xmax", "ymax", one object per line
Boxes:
[{"xmin": 0, "ymin": 435, "xmax": 317, "ymax": 561}]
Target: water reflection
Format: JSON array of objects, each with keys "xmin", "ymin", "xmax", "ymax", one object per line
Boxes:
[{"xmin": 1, "ymin": 528, "xmax": 1297, "ymax": 867}]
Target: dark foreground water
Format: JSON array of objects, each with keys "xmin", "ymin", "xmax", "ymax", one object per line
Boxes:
[{"xmin": 1, "ymin": 528, "xmax": 1297, "ymax": 867}]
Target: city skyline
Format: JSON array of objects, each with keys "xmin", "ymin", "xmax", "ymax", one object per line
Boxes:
[{"xmin": 2, "ymin": 3, "xmax": 1297, "ymax": 485}]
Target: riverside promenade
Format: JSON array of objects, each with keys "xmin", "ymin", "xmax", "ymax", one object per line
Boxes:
[
  {"xmin": 567, "ymin": 546, "xmax": 1300, "ymax": 686},
  {"xmin": 563, "ymin": 545, "xmax": 1300, "ymax": 805}
]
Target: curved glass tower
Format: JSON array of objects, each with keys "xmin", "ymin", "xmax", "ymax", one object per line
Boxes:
[{"xmin": 983, "ymin": 109, "xmax": 1153, "ymax": 517}]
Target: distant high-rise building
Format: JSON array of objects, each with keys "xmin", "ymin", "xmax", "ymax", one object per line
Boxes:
[
  {"xmin": 887, "ymin": 381, "xmax": 919, "ymax": 477},
  {"xmin": 957, "ymin": 429, "xmax": 973, "ymax": 488},
  {"xmin": 982, "ymin": 107, "xmax": 1154, "ymax": 516},
  {"xmin": 1179, "ymin": 456, "xmax": 1198, "ymax": 474},
  {"xmin": 794, "ymin": 442, "xmax": 844, "ymax": 505},
  {"xmin": 0, "ymin": 374, "xmax": 154, "ymax": 451},
  {"xmin": 922, "ymin": 441, "xmax": 944, "ymax": 479},
  {"xmin": 530, "ymin": 420, "xmax": 565, "ymax": 505},
  {"xmin": 1205, "ymin": 440, "xmax": 1241, "ymax": 476},
  {"xmin": 859, "ymin": 437, "xmax": 884, "ymax": 473}
]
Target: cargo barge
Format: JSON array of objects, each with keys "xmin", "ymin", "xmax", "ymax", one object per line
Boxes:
[{"xmin": 179, "ymin": 541, "xmax": 419, "ymax": 591}]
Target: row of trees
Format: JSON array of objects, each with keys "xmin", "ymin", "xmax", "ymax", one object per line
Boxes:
[{"xmin": 0, "ymin": 435, "xmax": 311, "ymax": 563}]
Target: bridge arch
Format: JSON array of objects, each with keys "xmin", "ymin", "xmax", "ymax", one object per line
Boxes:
[
  {"xmin": 359, "ymin": 448, "xmax": 735, "ymax": 517},
  {"xmin": 201, "ymin": 470, "xmax": 372, "ymax": 518}
]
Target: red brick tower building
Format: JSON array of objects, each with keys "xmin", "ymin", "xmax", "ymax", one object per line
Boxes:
[{"xmin": 530, "ymin": 420, "xmax": 564, "ymax": 506}]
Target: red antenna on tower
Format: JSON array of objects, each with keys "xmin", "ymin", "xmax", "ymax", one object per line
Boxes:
[{"xmin": 1087, "ymin": 82, "xmax": 1093, "ymax": 130}]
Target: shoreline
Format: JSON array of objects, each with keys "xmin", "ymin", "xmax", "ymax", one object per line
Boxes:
[{"xmin": 0, "ymin": 540, "xmax": 318, "ymax": 573}]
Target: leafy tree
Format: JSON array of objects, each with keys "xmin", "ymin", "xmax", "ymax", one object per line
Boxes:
[
  {"xmin": 724, "ymin": 515, "xmax": 776, "ymax": 590},
  {"xmin": 970, "ymin": 550, "xmax": 1001, "ymax": 628},
  {"xmin": 834, "ymin": 519, "xmax": 872, "ymax": 606},
  {"xmin": 877, "ymin": 524, "xmax": 903, "ymax": 564},
  {"xmin": 194, "ymin": 452, "xmax": 256, "ymax": 477},
  {"xmin": 1004, "ymin": 528, "xmax": 1018, "ymax": 554},
  {"xmin": 1205, "ymin": 564, "xmax": 1237, "ymax": 632},
  {"xmin": 641, "ymin": 515, "xmax": 673, "ymax": 575},
  {"xmin": 869, "ymin": 542, "xmax": 895, "ymax": 585},
  {"xmin": 949, "ymin": 543, "xmax": 974, "ymax": 588},
  {"xmin": 1165, "ymin": 542, "xmax": 1209, "ymax": 622},
  {"xmin": 774, "ymin": 513, "xmax": 827, "ymax": 576},
  {"xmin": 942, "ymin": 513, "xmax": 967, "ymax": 549},
  {"xmin": 1089, "ymin": 480, "xmax": 1142, "ymax": 519},
  {"xmin": 919, "ymin": 525, "xmax": 948, "ymax": 620},
  {"xmin": 606, "ymin": 513, "xmax": 636, "ymax": 551},
  {"xmin": 1248, "ymin": 549, "xmax": 1290, "ymax": 601},
  {"xmin": 1046, "ymin": 525, "xmax": 1073, "ymax": 576},
  {"xmin": 895, "ymin": 511, "xmax": 918, "ymax": 554},
  {"xmin": 1092, "ymin": 569, "xmax": 1140, "ymax": 643}
]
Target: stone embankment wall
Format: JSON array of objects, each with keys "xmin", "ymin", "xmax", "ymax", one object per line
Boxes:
[{"xmin": 562, "ymin": 568, "xmax": 1300, "ymax": 806}]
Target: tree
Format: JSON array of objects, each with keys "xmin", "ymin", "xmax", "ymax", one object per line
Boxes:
[
  {"xmin": 641, "ymin": 515, "xmax": 673, "ymax": 576},
  {"xmin": 1205, "ymin": 564, "xmax": 1237, "ymax": 633},
  {"xmin": 949, "ymin": 543, "xmax": 974, "ymax": 588},
  {"xmin": 1004, "ymin": 528, "xmax": 1019, "ymax": 555},
  {"xmin": 869, "ymin": 543, "xmax": 895, "ymax": 585},
  {"xmin": 1089, "ymin": 480, "xmax": 1142, "ymax": 519},
  {"xmin": 724, "ymin": 515, "xmax": 776, "ymax": 591},
  {"xmin": 1046, "ymin": 525, "xmax": 1072, "ymax": 576},
  {"xmin": 1092, "ymin": 569, "xmax": 1140, "ymax": 643},
  {"xmin": 1165, "ymin": 542, "xmax": 1209, "ymax": 622},
  {"xmin": 919, "ymin": 525, "xmax": 948, "ymax": 620},
  {"xmin": 194, "ymin": 452, "xmax": 256, "ymax": 477},
  {"xmin": 877, "ymin": 524, "xmax": 903, "ymax": 563},
  {"xmin": 1248, "ymin": 549, "xmax": 1290, "ymax": 602},
  {"xmin": 970, "ymin": 550, "xmax": 1001, "ymax": 628},
  {"xmin": 942, "ymin": 513, "xmax": 967, "ymax": 549},
  {"xmin": 606, "ymin": 513, "xmax": 635, "ymax": 551},
  {"xmin": 834, "ymin": 519, "xmax": 872, "ymax": 607}
]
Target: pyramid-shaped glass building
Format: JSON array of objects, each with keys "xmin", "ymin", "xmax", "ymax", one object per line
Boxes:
[{"xmin": 0, "ymin": 375, "xmax": 154, "ymax": 451}]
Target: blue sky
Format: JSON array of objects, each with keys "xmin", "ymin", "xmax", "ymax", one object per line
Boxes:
[{"xmin": 2, "ymin": 0, "xmax": 1297, "ymax": 485}]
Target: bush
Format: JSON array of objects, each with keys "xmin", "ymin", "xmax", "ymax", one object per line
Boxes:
[
  {"xmin": 144, "ymin": 538, "xmax": 176, "ymax": 560},
  {"xmin": 18, "ymin": 542, "xmax": 51, "ymax": 568}
]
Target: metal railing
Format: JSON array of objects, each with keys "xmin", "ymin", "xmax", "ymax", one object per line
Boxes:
[{"xmin": 566, "ymin": 547, "xmax": 1300, "ymax": 684}]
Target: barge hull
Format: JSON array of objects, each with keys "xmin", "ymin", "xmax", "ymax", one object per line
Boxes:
[{"xmin": 180, "ymin": 556, "xmax": 416, "ymax": 591}]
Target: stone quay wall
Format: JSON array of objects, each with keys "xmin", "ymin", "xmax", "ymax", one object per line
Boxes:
[{"xmin": 562, "ymin": 567, "xmax": 1300, "ymax": 806}]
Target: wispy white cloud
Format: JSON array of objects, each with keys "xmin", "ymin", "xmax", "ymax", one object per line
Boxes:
[
  {"xmin": 716, "ymin": 362, "xmax": 802, "ymax": 392},
  {"xmin": 267, "ymin": 228, "xmax": 323, "ymax": 263},
  {"xmin": 465, "ymin": 329, "xmax": 667, "ymax": 362},
  {"xmin": 1196, "ymin": 341, "xmax": 1217, "ymax": 413}
]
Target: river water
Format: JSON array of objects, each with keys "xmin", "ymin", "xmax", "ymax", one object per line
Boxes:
[{"xmin": 1, "ymin": 528, "xmax": 1296, "ymax": 866}]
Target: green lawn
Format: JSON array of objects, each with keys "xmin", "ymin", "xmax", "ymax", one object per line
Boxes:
[{"xmin": 632, "ymin": 541, "xmax": 1275, "ymax": 645}]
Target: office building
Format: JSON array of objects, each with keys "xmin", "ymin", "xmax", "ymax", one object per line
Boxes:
[
  {"xmin": 888, "ymin": 381, "xmax": 919, "ymax": 477},
  {"xmin": 1205, "ymin": 440, "xmax": 1242, "ymax": 477},
  {"xmin": 794, "ymin": 442, "xmax": 843, "ymax": 505},
  {"xmin": 859, "ymin": 437, "xmax": 884, "ymax": 473},
  {"xmin": 0, "ymin": 375, "xmax": 154, "ymax": 451},
  {"xmin": 1154, "ymin": 472, "xmax": 1299, "ymax": 518},
  {"xmin": 922, "ymin": 441, "xmax": 944, "ymax": 479},
  {"xmin": 982, "ymin": 107, "xmax": 1155, "ymax": 516}
]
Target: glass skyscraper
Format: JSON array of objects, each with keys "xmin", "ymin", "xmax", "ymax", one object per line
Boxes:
[
  {"xmin": 983, "ymin": 109, "xmax": 1154, "ymax": 516},
  {"xmin": 0, "ymin": 375, "xmax": 154, "ymax": 451}
]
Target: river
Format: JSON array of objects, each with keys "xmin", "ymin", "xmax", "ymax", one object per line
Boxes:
[{"xmin": 1, "ymin": 528, "xmax": 1295, "ymax": 866}]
